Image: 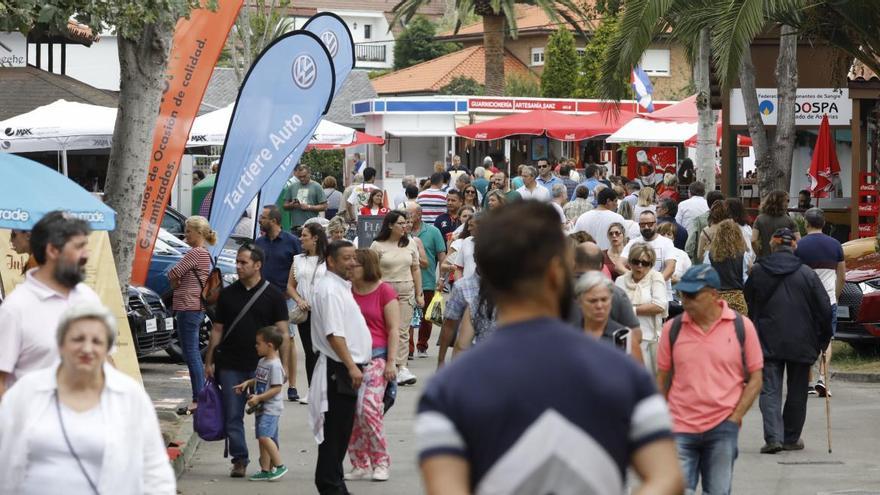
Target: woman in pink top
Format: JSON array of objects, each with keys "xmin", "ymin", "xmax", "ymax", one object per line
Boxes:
[{"xmin": 346, "ymin": 249, "xmax": 399, "ymax": 482}]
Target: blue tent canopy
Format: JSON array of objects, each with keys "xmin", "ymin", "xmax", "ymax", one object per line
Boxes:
[{"xmin": 0, "ymin": 153, "xmax": 116, "ymax": 231}]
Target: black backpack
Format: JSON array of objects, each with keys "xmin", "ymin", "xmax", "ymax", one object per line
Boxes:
[{"xmin": 665, "ymin": 312, "xmax": 749, "ymax": 390}]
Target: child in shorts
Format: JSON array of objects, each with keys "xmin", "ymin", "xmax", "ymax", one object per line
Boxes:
[{"xmin": 234, "ymin": 326, "xmax": 287, "ymax": 481}]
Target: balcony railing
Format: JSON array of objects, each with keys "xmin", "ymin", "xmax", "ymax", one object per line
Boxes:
[{"xmin": 356, "ymin": 44, "xmax": 386, "ymax": 63}]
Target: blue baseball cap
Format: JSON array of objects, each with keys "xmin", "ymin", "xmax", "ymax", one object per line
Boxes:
[{"xmin": 672, "ymin": 264, "xmax": 721, "ymax": 293}]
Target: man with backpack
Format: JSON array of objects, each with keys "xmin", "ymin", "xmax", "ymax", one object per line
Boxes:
[
  {"xmin": 745, "ymin": 228, "xmax": 832, "ymax": 454},
  {"xmin": 657, "ymin": 265, "xmax": 764, "ymax": 494}
]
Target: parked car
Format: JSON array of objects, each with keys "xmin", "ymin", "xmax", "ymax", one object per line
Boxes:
[
  {"xmin": 126, "ymin": 285, "xmax": 175, "ymax": 357},
  {"xmin": 836, "ymin": 238, "xmax": 880, "ymax": 354}
]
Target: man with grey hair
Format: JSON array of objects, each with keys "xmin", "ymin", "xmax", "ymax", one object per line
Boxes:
[
  {"xmin": 549, "ymin": 183, "xmax": 568, "ymax": 225},
  {"xmin": 795, "ymin": 208, "xmax": 844, "ymax": 397},
  {"xmin": 472, "ymin": 166, "xmax": 490, "ymax": 197},
  {"xmin": 0, "ymin": 211, "xmax": 100, "ymax": 398},
  {"xmin": 515, "ymin": 165, "xmax": 550, "ymax": 202}
]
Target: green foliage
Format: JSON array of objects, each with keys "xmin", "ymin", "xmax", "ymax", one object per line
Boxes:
[
  {"xmin": 1, "ymin": 0, "xmax": 206, "ymax": 41},
  {"xmin": 505, "ymin": 73, "xmax": 541, "ymax": 96},
  {"xmin": 226, "ymin": 0, "xmax": 293, "ymax": 82},
  {"xmin": 301, "ymin": 149, "xmax": 345, "ymax": 187},
  {"xmin": 541, "ymin": 28, "xmax": 579, "ymax": 98},
  {"xmin": 368, "ymin": 69, "xmax": 392, "ymax": 79},
  {"xmin": 575, "ymin": 16, "xmax": 627, "ymax": 99},
  {"xmin": 439, "ymin": 76, "xmax": 484, "ymax": 95},
  {"xmin": 393, "ymin": 16, "xmax": 460, "ymax": 70}
]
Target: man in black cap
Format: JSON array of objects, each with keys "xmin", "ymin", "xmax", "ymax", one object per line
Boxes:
[{"xmin": 744, "ymin": 228, "xmax": 833, "ymax": 454}]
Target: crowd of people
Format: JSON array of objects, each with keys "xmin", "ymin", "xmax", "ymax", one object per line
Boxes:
[{"xmin": 0, "ymin": 153, "xmax": 844, "ymax": 495}]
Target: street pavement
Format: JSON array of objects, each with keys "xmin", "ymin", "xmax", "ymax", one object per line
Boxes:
[{"xmin": 144, "ymin": 345, "xmax": 880, "ymax": 494}]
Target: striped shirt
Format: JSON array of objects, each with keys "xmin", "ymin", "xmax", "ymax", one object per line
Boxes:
[
  {"xmin": 417, "ymin": 188, "xmax": 448, "ymax": 223},
  {"xmin": 169, "ymin": 246, "xmax": 212, "ymax": 311}
]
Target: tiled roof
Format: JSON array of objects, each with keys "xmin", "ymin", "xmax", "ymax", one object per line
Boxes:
[
  {"xmin": 200, "ymin": 67, "xmax": 239, "ymax": 114},
  {"xmin": 849, "ymin": 58, "xmax": 879, "ymax": 82},
  {"xmin": 371, "ymin": 45, "xmax": 537, "ymax": 95},
  {"xmin": 438, "ymin": 4, "xmax": 597, "ymax": 39},
  {"xmin": 0, "ymin": 67, "xmax": 117, "ymax": 120},
  {"xmin": 325, "ymin": 70, "xmax": 377, "ymax": 128}
]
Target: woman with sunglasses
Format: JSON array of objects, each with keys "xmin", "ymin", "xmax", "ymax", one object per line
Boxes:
[
  {"xmin": 461, "ymin": 184, "xmax": 481, "ymax": 210},
  {"xmin": 615, "ymin": 243, "xmax": 668, "ymax": 376},
  {"xmin": 360, "ymin": 189, "xmax": 389, "ymax": 217},
  {"xmin": 604, "ymin": 222, "xmax": 628, "ymax": 279},
  {"xmin": 371, "ymin": 211, "xmax": 423, "ymax": 386}
]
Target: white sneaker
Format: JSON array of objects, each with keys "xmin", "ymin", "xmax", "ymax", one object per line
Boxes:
[
  {"xmin": 416, "ymin": 350, "xmax": 429, "ymax": 359},
  {"xmin": 372, "ymin": 466, "xmax": 390, "ymax": 481},
  {"xmin": 397, "ymin": 367, "xmax": 417, "ymax": 386},
  {"xmin": 344, "ymin": 467, "xmax": 371, "ymax": 480},
  {"xmin": 298, "ymin": 396, "xmax": 309, "ymax": 405}
]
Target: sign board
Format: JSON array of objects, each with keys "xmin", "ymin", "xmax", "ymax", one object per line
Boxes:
[
  {"xmin": 729, "ymin": 88, "xmax": 851, "ymax": 126},
  {"xmin": 625, "ymin": 146, "xmax": 678, "ymax": 185},
  {"xmin": 357, "ymin": 215, "xmax": 384, "ymax": 248},
  {"xmin": 385, "ymin": 162, "xmax": 406, "ymax": 180},
  {"xmin": 467, "ymin": 97, "xmax": 674, "ymax": 114},
  {"xmin": 0, "ymin": 32, "xmax": 26, "ymax": 67}
]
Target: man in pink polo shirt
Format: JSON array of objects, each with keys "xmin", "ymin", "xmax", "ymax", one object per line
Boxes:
[{"xmin": 657, "ymin": 265, "xmax": 763, "ymax": 495}]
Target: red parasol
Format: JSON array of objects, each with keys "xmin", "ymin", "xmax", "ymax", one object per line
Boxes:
[
  {"xmin": 455, "ymin": 109, "xmax": 637, "ymax": 141},
  {"xmin": 808, "ymin": 114, "xmax": 840, "ymax": 199}
]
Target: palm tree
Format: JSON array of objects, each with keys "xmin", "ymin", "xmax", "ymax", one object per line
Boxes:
[{"xmin": 392, "ymin": 0, "xmax": 591, "ymax": 95}]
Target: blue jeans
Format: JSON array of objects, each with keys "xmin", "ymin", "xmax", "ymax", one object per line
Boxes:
[
  {"xmin": 217, "ymin": 368, "xmax": 256, "ymax": 465},
  {"xmin": 176, "ymin": 310, "xmax": 205, "ymax": 402},
  {"xmin": 675, "ymin": 420, "xmax": 739, "ymax": 495}
]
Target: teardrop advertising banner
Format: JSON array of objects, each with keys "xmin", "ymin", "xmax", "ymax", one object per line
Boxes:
[
  {"xmin": 257, "ymin": 13, "xmax": 355, "ymax": 217},
  {"xmin": 208, "ymin": 31, "xmax": 336, "ymax": 256},
  {"xmin": 130, "ymin": 0, "xmax": 243, "ymax": 286}
]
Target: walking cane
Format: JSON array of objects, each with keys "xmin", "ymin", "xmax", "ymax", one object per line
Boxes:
[{"xmin": 820, "ymin": 350, "xmax": 832, "ymax": 453}]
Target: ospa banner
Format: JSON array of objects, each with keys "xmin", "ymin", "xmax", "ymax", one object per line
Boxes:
[
  {"xmin": 0, "ymin": 230, "xmax": 142, "ymax": 382},
  {"xmin": 257, "ymin": 13, "xmax": 355, "ymax": 217},
  {"xmin": 130, "ymin": 0, "xmax": 243, "ymax": 286},
  {"xmin": 208, "ymin": 31, "xmax": 335, "ymax": 256}
]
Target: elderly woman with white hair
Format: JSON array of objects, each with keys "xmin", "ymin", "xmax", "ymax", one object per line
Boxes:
[
  {"xmin": 0, "ymin": 302, "xmax": 175, "ymax": 494},
  {"xmin": 575, "ymin": 272, "xmax": 634, "ymax": 354}
]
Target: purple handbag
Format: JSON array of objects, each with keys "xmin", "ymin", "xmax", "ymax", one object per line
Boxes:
[{"xmin": 194, "ymin": 378, "xmax": 225, "ymax": 441}]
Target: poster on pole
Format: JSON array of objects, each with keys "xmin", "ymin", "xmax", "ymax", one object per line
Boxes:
[{"xmin": 625, "ymin": 146, "xmax": 678, "ymax": 185}]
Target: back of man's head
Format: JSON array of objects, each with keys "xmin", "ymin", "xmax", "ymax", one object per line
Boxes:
[
  {"xmin": 626, "ymin": 181, "xmax": 641, "ymax": 193},
  {"xmin": 559, "ymin": 165, "xmax": 571, "ymax": 177},
  {"xmin": 597, "ymin": 187, "xmax": 618, "ymax": 207},
  {"xmin": 574, "ymin": 242, "xmax": 604, "ymax": 272},
  {"xmin": 585, "ymin": 164, "xmax": 598, "ymax": 179},
  {"xmin": 30, "ymin": 211, "xmax": 91, "ymax": 265},
  {"xmin": 804, "ymin": 207, "xmax": 825, "ymax": 230},
  {"xmin": 688, "ymin": 181, "xmax": 706, "ymax": 197},
  {"xmin": 430, "ymin": 172, "xmax": 444, "ymax": 186},
  {"xmin": 363, "ymin": 167, "xmax": 377, "ymax": 182},
  {"xmin": 475, "ymin": 202, "xmax": 567, "ymax": 303},
  {"xmin": 405, "ymin": 184, "xmax": 419, "ymax": 199},
  {"xmin": 706, "ymin": 190, "xmax": 724, "ymax": 208},
  {"xmin": 575, "ymin": 185, "xmax": 589, "ymax": 199}
]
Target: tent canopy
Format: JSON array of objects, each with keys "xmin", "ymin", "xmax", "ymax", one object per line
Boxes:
[
  {"xmin": 456, "ymin": 109, "xmax": 637, "ymax": 142},
  {"xmin": 188, "ymin": 103, "xmax": 381, "ymax": 148},
  {"xmin": 0, "ymin": 99, "xmax": 116, "ymax": 153},
  {"xmin": 606, "ymin": 118, "xmax": 697, "ymax": 143}
]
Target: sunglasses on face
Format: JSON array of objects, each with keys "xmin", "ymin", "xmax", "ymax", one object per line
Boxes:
[
  {"xmin": 538, "ymin": 164, "xmax": 550, "ymax": 169},
  {"xmin": 638, "ymin": 222, "xmax": 656, "ymax": 228},
  {"xmin": 608, "ymin": 231, "xmax": 623, "ymax": 237},
  {"xmin": 465, "ymin": 190, "xmax": 477, "ymax": 194},
  {"xmin": 629, "ymin": 259, "xmax": 652, "ymax": 268},
  {"xmin": 679, "ymin": 291, "xmax": 701, "ymax": 299}
]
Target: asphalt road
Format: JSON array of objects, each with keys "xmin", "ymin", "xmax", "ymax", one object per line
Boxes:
[{"xmin": 145, "ymin": 346, "xmax": 880, "ymax": 495}]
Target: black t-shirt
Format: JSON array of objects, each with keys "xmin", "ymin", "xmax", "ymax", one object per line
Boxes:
[
  {"xmin": 434, "ymin": 213, "xmax": 460, "ymax": 239},
  {"xmin": 214, "ymin": 279, "xmax": 288, "ymax": 371}
]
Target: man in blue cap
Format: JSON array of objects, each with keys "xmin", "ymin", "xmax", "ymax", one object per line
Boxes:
[
  {"xmin": 745, "ymin": 227, "xmax": 832, "ymax": 454},
  {"xmin": 658, "ymin": 264, "xmax": 764, "ymax": 495}
]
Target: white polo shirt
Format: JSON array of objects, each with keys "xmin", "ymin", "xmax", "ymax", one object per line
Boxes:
[
  {"xmin": 0, "ymin": 269, "xmax": 101, "ymax": 386},
  {"xmin": 310, "ymin": 270, "xmax": 372, "ymax": 365}
]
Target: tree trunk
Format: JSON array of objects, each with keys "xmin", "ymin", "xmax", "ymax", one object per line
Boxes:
[
  {"xmin": 482, "ymin": 14, "xmax": 506, "ymax": 96},
  {"xmin": 774, "ymin": 24, "xmax": 799, "ymax": 195},
  {"xmin": 104, "ymin": 23, "xmax": 175, "ymax": 289},
  {"xmin": 739, "ymin": 48, "xmax": 777, "ymax": 197},
  {"xmin": 694, "ymin": 28, "xmax": 716, "ymax": 190}
]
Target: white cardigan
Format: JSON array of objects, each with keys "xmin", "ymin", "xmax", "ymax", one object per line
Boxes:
[{"xmin": 0, "ymin": 363, "xmax": 175, "ymax": 494}]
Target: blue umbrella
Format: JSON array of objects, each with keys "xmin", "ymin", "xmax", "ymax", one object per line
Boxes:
[{"xmin": 0, "ymin": 153, "xmax": 116, "ymax": 230}]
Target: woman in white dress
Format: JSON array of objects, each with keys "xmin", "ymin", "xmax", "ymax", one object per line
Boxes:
[{"xmin": 287, "ymin": 223, "xmax": 328, "ymax": 397}]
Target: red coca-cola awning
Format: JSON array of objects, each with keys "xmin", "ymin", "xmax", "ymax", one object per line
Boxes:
[{"xmin": 456, "ymin": 109, "xmax": 637, "ymax": 141}]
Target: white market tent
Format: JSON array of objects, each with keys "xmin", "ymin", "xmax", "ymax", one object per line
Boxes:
[
  {"xmin": 0, "ymin": 100, "xmax": 116, "ymax": 175},
  {"xmin": 187, "ymin": 104, "xmax": 356, "ymax": 147},
  {"xmin": 605, "ymin": 118, "xmax": 697, "ymax": 144}
]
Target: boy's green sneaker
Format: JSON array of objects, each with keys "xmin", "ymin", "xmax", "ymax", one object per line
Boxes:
[
  {"xmin": 248, "ymin": 470, "xmax": 272, "ymax": 481},
  {"xmin": 268, "ymin": 464, "xmax": 289, "ymax": 481}
]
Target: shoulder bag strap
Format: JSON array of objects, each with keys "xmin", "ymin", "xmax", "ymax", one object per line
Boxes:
[
  {"xmin": 733, "ymin": 312, "xmax": 749, "ymax": 383},
  {"xmin": 665, "ymin": 314, "xmax": 684, "ymax": 394},
  {"xmin": 55, "ymin": 391, "xmax": 99, "ymax": 495},
  {"xmin": 221, "ymin": 281, "xmax": 270, "ymax": 345}
]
